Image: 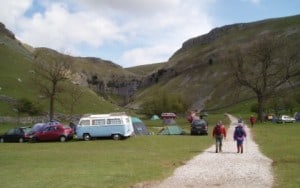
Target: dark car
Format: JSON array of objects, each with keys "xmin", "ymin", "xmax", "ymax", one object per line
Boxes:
[
  {"xmin": 0, "ymin": 127, "xmax": 33, "ymax": 143},
  {"xmin": 190, "ymin": 119, "xmax": 208, "ymax": 135},
  {"xmin": 31, "ymin": 124, "xmax": 74, "ymax": 142}
]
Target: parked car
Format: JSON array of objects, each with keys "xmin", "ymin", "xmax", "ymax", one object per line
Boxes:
[
  {"xmin": 276, "ymin": 115, "xmax": 296, "ymax": 123},
  {"xmin": 0, "ymin": 127, "xmax": 33, "ymax": 143},
  {"xmin": 30, "ymin": 124, "xmax": 74, "ymax": 142},
  {"xmin": 190, "ymin": 119, "xmax": 208, "ymax": 135}
]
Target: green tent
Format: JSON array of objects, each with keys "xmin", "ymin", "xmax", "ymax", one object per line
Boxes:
[
  {"xmin": 150, "ymin": 115, "xmax": 160, "ymax": 120},
  {"xmin": 131, "ymin": 117, "xmax": 150, "ymax": 135},
  {"xmin": 158, "ymin": 125, "xmax": 185, "ymax": 135}
]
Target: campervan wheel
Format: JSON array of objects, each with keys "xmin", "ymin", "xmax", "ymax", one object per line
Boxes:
[
  {"xmin": 112, "ymin": 134, "xmax": 121, "ymax": 140},
  {"xmin": 83, "ymin": 133, "xmax": 91, "ymax": 141}
]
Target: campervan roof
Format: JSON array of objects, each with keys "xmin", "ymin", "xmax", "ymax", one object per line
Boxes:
[{"xmin": 87, "ymin": 112, "xmax": 128, "ymax": 118}]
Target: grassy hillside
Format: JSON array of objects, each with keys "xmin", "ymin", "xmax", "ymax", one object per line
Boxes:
[
  {"xmin": 0, "ymin": 31, "xmax": 122, "ymax": 117},
  {"xmin": 1, "ymin": 15, "xmax": 300, "ymax": 118},
  {"xmin": 126, "ymin": 62, "xmax": 165, "ymax": 76},
  {"xmin": 0, "ymin": 32, "xmax": 35, "ymax": 116},
  {"xmin": 129, "ymin": 14, "xmax": 300, "ymax": 113}
]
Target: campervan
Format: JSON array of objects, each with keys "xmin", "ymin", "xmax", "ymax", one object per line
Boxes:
[{"xmin": 76, "ymin": 112, "xmax": 134, "ymax": 140}]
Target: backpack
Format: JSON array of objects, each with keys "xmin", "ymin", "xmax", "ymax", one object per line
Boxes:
[
  {"xmin": 215, "ymin": 125, "xmax": 222, "ymax": 136},
  {"xmin": 235, "ymin": 126, "xmax": 244, "ymax": 137}
]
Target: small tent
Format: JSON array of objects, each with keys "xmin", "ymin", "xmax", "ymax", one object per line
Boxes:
[
  {"xmin": 131, "ymin": 117, "xmax": 150, "ymax": 135},
  {"xmin": 150, "ymin": 115, "xmax": 160, "ymax": 120},
  {"xmin": 158, "ymin": 125, "xmax": 185, "ymax": 135}
]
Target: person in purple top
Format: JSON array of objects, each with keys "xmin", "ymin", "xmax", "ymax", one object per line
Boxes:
[{"xmin": 233, "ymin": 122, "xmax": 247, "ymax": 153}]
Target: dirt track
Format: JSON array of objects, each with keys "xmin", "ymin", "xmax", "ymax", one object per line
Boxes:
[{"xmin": 135, "ymin": 114, "xmax": 274, "ymax": 188}]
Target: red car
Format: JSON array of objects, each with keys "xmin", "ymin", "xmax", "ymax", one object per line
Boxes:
[{"xmin": 31, "ymin": 124, "xmax": 74, "ymax": 142}]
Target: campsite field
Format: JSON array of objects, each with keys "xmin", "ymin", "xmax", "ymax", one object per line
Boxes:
[
  {"xmin": 0, "ymin": 114, "xmax": 225, "ymax": 188},
  {"xmin": 252, "ymin": 121, "xmax": 300, "ymax": 188},
  {"xmin": 0, "ymin": 134, "xmax": 211, "ymax": 188},
  {"xmin": 0, "ymin": 115, "xmax": 299, "ymax": 188}
]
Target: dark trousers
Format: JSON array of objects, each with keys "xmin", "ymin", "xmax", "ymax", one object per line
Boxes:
[{"xmin": 215, "ymin": 136, "xmax": 223, "ymax": 152}]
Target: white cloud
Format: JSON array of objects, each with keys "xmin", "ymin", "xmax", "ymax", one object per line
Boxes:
[
  {"xmin": 0, "ymin": 0, "xmax": 215, "ymax": 67},
  {"xmin": 0, "ymin": 0, "xmax": 297, "ymax": 68},
  {"xmin": 0, "ymin": 0, "xmax": 33, "ymax": 28},
  {"xmin": 16, "ymin": 2, "xmax": 124, "ymax": 55},
  {"xmin": 122, "ymin": 45, "xmax": 174, "ymax": 67},
  {"xmin": 75, "ymin": 0, "xmax": 182, "ymax": 16},
  {"xmin": 118, "ymin": 0, "xmax": 214, "ymax": 66}
]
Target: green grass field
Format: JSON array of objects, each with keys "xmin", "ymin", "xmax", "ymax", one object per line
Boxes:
[
  {"xmin": 0, "ymin": 135, "xmax": 212, "ymax": 188},
  {"xmin": 1, "ymin": 115, "xmax": 299, "ymax": 188},
  {"xmin": 251, "ymin": 121, "xmax": 300, "ymax": 188}
]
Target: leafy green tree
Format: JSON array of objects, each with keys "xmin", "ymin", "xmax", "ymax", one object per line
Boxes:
[
  {"xmin": 140, "ymin": 91, "xmax": 187, "ymax": 116},
  {"xmin": 14, "ymin": 98, "xmax": 41, "ymax": 116}
]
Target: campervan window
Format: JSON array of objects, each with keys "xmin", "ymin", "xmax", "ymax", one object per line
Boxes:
[
  {"xmin": 80, "ymin": 120, "xmax": 90, "ymax": 126},
  {"xmin": 107, "ymin": 118, "xmax": 122, "ymax": 125},
  {"xmin": 92, "ymin": 119, "xmax": 105, "ymax": 125}
]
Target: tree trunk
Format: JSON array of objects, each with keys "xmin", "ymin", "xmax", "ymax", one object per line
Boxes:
[
  {"xmin": 49, "ymin": 95, "xmax": 54, "ymax": 121},
  {"xmin": 49, "ymin": 82, "xmax": 57, "ymax": 121},
  {"xmin": 257, "ymin": 93, "xmax": 265, "ymax": 122}
]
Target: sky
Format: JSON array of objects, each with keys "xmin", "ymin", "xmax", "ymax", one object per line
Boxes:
[{"xmin": 0, "ymin": 0, "xmax": 299, "ymax": 68}]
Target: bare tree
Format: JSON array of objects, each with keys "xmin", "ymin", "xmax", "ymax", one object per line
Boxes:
[
  {"xmin": 33, "ymin": 50, "xmax": 71, "ymax": 121},
  {"xmin": 57, "ymin": 83, "xmax": 85, "ymax": 117},
  {"xmin": 229, "ymin": 36, "xmax": 300, "ymax": 121}
]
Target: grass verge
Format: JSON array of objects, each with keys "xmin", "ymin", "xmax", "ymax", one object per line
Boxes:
[{"xmin": 251, "ymin": 121, "xmax": 300, "ymax": 188}]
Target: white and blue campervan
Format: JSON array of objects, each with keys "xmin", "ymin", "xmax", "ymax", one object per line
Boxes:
[{"xmin": 76, "ymin": 112, "xmax": 134, "ymax": 140}]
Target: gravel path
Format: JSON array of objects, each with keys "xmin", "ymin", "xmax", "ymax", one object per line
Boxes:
[{"xmin": 140, "ymin": 114, "xmax": 274, "ymax": 188}]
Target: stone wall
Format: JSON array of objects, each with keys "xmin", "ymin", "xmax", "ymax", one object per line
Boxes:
[
  {"xmin": 0, "ymin": 116, "xmax": 48, "ymax": 124},
  {"xmin": 0, "ymin": 114, "xmax": 81, "ymax": 125}
]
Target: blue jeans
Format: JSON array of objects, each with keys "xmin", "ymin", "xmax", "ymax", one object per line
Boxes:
[{"xmin": 215, "ymin": 136, "xmax": 223, "ymax": 152}]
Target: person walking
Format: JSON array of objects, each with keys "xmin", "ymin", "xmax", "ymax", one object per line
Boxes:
[
  {"xmin": 212, "ymin": 121, "xmax": 226, "ymax": 153},
  {"xmin": 187, "ymin": 110, "xmax": 199, "ymax": 123},
  {"xmin": 234, "ymin": 122, "xmax": 247, "ymax": 153},
  {"xmin": 249, "ymin": 115, "xmax": 256, "ymax": 127}
]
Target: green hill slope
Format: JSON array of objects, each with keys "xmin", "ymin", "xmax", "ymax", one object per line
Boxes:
[
  {"xmin": 128, "ymin": 15, "xmax": 300, "ymax": 112},
  {"xmin": 0, "ymin": 25, "xmax": 121, "ymax": 117},
  {"xmin": 1, "ymin": 15, "xmax": 300, "ymax": 118}
]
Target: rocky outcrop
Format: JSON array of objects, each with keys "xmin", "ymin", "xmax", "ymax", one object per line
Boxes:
[
  {"xmin": 0, "ymin": 22, "xmax": 15, "ymax": 39},
  {"xmin": 178, "ymin": 23, "xmax": 247, "ymax": 52}
]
